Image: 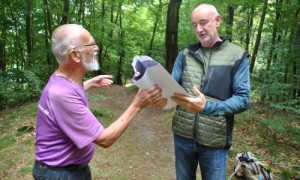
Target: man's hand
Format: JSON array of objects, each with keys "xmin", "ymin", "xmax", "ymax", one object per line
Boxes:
[
  {"xmin": 84, "ymin": 75, "xmax": 113, "ymax": 91},
  {"xmin": 132, "ymin": 85, "xmax": 163, "ymax": 111},
  {"xmin": 171, "ymin": 86, "xmax": 206, "ymax": 113},
  {"xmin": 152, "ymin": 98, "xmax": 168, "ymax": 109}
]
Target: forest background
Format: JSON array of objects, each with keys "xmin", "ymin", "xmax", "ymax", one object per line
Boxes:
[
  {"xmin": 0, "ymin": 0, "xmax": 299, "ymax": 113},
  {"xmin": 0, "ymin": 0, "xmax": 299, "ymax": 179}
]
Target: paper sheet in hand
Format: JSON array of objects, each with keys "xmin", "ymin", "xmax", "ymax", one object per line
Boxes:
[{"xmin": 132, "ymin": 56, "xmax": 189, "ymax": 109}]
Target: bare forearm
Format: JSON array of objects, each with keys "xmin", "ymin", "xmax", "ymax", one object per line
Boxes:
[{"xmin": 83, "ymin": 79, "xmax": 93, "ymax": 91}]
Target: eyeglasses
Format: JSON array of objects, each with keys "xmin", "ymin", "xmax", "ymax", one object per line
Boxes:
[{"xmin": 72, "ymin": 42, "xmax": 96, "ymax": 49}]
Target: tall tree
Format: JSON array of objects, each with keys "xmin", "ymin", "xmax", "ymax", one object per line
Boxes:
[
  {"xmin": 261, "ymin": 0, "xmax": 283, "ymax": 102},
  {"xmin": 43, "ymin": 0, "xmax": 53, "ymax": 66},
  {"xmin": 165, "ymin": 0, "xmax": 182, "ymax": 73},
  {"xmin": 225, "ymin": 4, "xmax": 234, "ymax": 38},
  {"xmin": 116, "ymin": 2, "xmax": 124, "ymax": 86},
  {"xmin": 0, "ymin": 0, "xmax": 7, "ymax": 72},
  {"xmin": 249, "ymin": 0, "xmax": 268, "ymax": 74},
  {"xmin": 26, "ymin": 0, "xmax": 33, "ymax": 67},
  {"xmin": 245, "ymin": 5, "xmax": 254, "ymax": 52},
  {"xmin": 288, "ymin": 3, "xmax": 300, "ymax": 102},
  {"xmin": 97, "ymin": 0, "xmax": 105, "ymax": 75},
  {"xmin": 78, "ymin": 0, "xmax": 84, "ymax": 24},
  {"xmin": 148, "ymin": 0, "xmax": 163, "ymax": 57},
  {"xmin": 61, "ymin": 0, "xmax": 70, "ymax": 25},
  {"xmin": 7, "ymin": 1, "xmax": 25, "ymax": 70}
]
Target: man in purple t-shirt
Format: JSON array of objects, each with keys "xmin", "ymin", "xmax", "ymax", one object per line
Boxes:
[{"xmin": 32, "ymin": 24, "xmax": 165, "ymax": 180}]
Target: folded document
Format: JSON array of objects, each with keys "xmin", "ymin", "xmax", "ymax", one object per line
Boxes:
[{"xmin": 132, "ymin": 56, "xmax": 189, "ymax": 109}]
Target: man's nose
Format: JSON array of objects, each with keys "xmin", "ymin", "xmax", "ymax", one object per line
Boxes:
[
  {"xmin": 94, "ymin": 44, "xmax": 99, "ymax": 51},
  {"xmin": 196, "ymin": 24, "xmax": 203, "ymax": 32}
]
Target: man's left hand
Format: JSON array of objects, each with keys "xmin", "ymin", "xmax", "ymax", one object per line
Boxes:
[
  {"xmin": 171, "ymin": 86, "xmax": 206, "ymax": 113},
  {"xmin": 84, "ymin": 75, "xmax": 113, "ymax": 91}
]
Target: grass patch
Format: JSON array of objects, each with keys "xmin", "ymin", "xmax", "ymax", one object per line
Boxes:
[
  {"xmin": 21, "ymin": 167, "xmax": 32, "ymax": 173},
  {"xmin": 16, "ymin": 126, "xmax": 34, "ymax": 137},
  {"xmin": 88, "ymin": 95, "xmax": 111, "ymax": 102},
  {"xmin": 0, "ymin": 133, "xmax": 16, "ymax": 150},
  {"xmin": 90, "ymin": 108, "xmax": 115, "ymax": 127}
]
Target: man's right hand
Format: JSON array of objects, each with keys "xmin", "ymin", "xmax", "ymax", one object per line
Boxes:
[
  {"xmin": 152, "ymin": 98, "xmax": 168, "ymax": 109},
  {"xmin": 132, "ymin": 85, "xmax": 163, "ymax": 111}
]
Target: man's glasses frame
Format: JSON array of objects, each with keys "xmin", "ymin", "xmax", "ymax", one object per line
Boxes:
[{"xmin": 72, "ymin": 43, "xmax": 96, "ymax": 50}]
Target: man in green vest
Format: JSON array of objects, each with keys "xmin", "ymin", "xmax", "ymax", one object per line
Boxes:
[{"xmin": 155, "ymin": 4, "xmax": 250, "ymax": 180}]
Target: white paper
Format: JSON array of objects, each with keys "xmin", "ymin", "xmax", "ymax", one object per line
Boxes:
[{"xmin": 132, "ymin": 56, "xmax": 189, "ymax": 109}]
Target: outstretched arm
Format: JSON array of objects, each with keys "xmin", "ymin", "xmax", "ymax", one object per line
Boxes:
[
  {"xmin": 83, "ymin": 75, "xmax": 113, "ymax": 91},
  {"xmin": 93, "ymin": 85, "xmax": 163, "ymax": 148}
]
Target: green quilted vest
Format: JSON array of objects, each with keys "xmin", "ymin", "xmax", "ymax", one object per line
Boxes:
[{"xmin": 172, "ymin": 39, "xmax": 246, "ymax": 149}]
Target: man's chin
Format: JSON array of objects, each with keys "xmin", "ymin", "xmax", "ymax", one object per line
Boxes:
[{"xmin": 83, "ymin": 59, "xmax": 100, "ymax": 71}]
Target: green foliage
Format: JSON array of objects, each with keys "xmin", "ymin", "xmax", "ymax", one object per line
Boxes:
[
  {"xmin": 0, "ymin": 65, "xmax": 51, "ymax": 110},
  {"xmin": 0, "ymin": 0, "xmax": 299, "ymax": 117},
  {"xmin": 256, "ymin": 111, "xmax": 300, "ymax": 145}
]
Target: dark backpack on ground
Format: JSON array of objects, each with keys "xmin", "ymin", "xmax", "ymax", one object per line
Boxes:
[{"xmin": 228, "ymin": 152, "xmax": 274, "ymax": 180}]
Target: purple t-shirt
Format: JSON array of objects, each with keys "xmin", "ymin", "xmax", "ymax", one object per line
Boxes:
[{"xmin": 35, "ymin": 73, "xmax": 105, "ymax": 166}]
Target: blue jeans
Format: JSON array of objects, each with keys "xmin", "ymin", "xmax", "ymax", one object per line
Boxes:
[
  {"xmin": 174, "ymin": 134, "xmax": 229, "ymax": 180},
  {"xmin": 32, "ymin": 160, "xmax": 92, "ymax": 180}
]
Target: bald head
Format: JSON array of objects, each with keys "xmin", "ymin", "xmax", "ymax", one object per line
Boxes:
[
  {"xmin": 51, "ymin": 24, "xmax": 90, "ymax": 64},
  {"xmin": 191, "ymin": 4, "xmax": 221, "ymax": 47},
  {"xmin": 192, "ymin": 4, "xmax": 219, "ymax": 19}
]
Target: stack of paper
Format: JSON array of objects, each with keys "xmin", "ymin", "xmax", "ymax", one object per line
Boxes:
[{"xmin": 132, "ymin": 56, "xmax": 189, "ymax": 109}]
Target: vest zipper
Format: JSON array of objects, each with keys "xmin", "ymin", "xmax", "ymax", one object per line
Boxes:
[
  {"xmin": 194, "ymin": 47, "xmax": 213, "ymax": 139},
  {"xmin": 203, "ymin": 47, "xmax": 214, "ymax": 94}
]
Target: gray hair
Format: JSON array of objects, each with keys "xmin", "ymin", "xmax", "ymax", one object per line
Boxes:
[
  {"xmin": 51, "ymin": 24, "xmax": 87, "ymax": 64},
  {"xmin": 194, "ymin": 4, "xmax": 219, "ymax": 19}
]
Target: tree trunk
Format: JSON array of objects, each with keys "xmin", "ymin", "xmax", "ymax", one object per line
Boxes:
[
  {"xmin": 8, "ymin": 2, "xmax": 25, "ymax": 70},
  {"xmin": 61, "ymin": 0, "xmax": 69, "ymax": 25},
  {"xmin": 43, "ymin": 0, "xmax": 53, "ymax": 66},
  {"xmin": 44, "ymin": 13, "xmax": 51, "ymax": 66},
  {"xmin": 78, "ymin": 0, "xmax": 84, "ymax": 24},
  {"xmin": 245, "ymin": 6, "xmax": 254, "ymax": 52},
  {"xmin": 116, "ymin": 3, "xmax": 124, "ymax": 86},
  {"xmin": 225, "ymin": 4, "xmax": 234, "ymax": 38},
  {"xmin": 148, "ymin": 0, "xmax": 162, "ymax": 57},
  {"xmin": 109, "ymin": 0, "xmax": 115, "ymax": 38},
  {"xmin": 260, "ymin": 0, "xmax": 283, "ymax": 102},
  {"xmin": 249, "ymin": 0, "xmax": 268, "ymax": 74},
  {"xmin": 165, "ymin": 0, "xmax": 182, "ymax": 73},
  {"xmin": 0, "ymin": 39, "xmax": 5, "ymax": 72},
  {"xmin": 26, "ymin": 0, "xmax": 33, "ymax": 66},
  {"xmin": 0, "ymin": 3, "xmax": 6, "ymax": 72},
  {"xmin": 97, "ymin": 0, "xmax": 105, "ymax": 75},
  {"xmin": 292, "ymin": 4, "xmax": 300, "ymax": 102}
]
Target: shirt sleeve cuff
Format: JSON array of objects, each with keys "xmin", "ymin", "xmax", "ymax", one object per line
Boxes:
[{"xmin": 202, "ymin": 101, "xmax": 210, "ymax": 114}]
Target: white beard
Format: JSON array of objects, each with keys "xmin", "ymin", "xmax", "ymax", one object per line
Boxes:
[{"xmin": 82, "ymin": 52, "xmax": 100, "ymax": 71}]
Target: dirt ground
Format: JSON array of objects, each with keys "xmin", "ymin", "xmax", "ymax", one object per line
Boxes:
[{"xmin": 88, "ymin": 85, "xmax": 178, "ymax": 179}]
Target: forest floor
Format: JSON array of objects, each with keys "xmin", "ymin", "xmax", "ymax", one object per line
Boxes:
[{"xmin": 0, "ymin": 85, "xmax": 299, "ymax": 179}]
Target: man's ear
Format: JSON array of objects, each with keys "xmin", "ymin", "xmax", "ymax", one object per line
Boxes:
[
  {"xmin": 216, "ymin": 15, "xmax": 221, "ymax": 28},
  {"xmin": 69, "ymin": 50, "xmax": 82, "ymax": 63}
]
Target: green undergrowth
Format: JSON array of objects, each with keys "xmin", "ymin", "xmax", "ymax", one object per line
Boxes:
[{"xmin": 229, "ymin": 104, "xmax": 300, "ymax": 179}]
